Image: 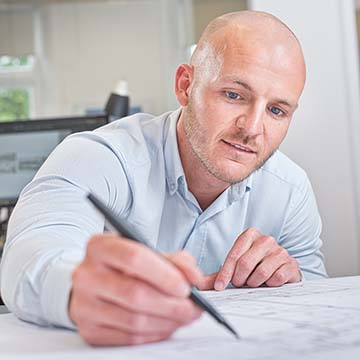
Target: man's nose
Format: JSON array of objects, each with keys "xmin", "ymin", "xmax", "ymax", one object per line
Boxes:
[{"xmin": 235, "ymin": 104, "xmax": 265, "ymax": 137}]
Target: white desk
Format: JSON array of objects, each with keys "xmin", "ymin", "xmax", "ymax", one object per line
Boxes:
[{"xmin": 1, "ymin": 276, "xmax": 359, "ymax": 360}]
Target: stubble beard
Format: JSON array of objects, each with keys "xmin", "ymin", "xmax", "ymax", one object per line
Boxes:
[{"xmin": 184, "ymin": 104, "xmax": 276, "ymax": 185}]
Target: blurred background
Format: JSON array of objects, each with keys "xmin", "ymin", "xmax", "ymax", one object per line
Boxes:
[{"xmin": 0, "ymin": 0, "xmax": 360, "ymax": 278}]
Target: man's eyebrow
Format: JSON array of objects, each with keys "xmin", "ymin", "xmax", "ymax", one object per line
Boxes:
[
  {"xmin": 224, "ymin": 77, "xmax": 253, "ymax": 92},
  {"xmin": 224, "ymin": 76, "xmax": 298, "ymax": 109},
  {"xmin": 274, "ymin": 99, "xmax": 298, "ymax": 109}
]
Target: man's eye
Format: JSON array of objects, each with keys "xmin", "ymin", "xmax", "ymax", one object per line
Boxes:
[
  {"xmin": 269, "ymin": 106, "xmax": 284, "ymax": 116},
  {"xmin": 225, "ymin": 91, "xmax": 241, "ymax": 100}
]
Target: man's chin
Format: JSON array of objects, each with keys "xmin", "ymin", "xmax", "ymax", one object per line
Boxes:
[
  {"xmin": 223, "ymin": 172, "xmax": 253, "ymax": 185},
  {"xmin": 220, "ymin": 152, "xmax": 275, "ymax": 184},
  {"xmin": 209, "ymin": 166, "xmax": 255, "ymax": 185},
  {"xmin": 211, "ymin": 157, "xmax": 267, "ymax": 184}
]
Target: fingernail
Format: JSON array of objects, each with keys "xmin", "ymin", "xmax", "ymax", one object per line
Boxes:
[
  {"xmin": 177, "ymin": 283, "xmax": 190, "ymax": 296},
  {"xmin": 214, "ymin": 280, "xmax": 225, "ymax": 291}
]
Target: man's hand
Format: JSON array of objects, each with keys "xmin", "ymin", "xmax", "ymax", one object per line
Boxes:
[
  {"xmin": 199, "ymin": 228, "xmax": 301, "ymax": 290},
  {"xmin": 69, "ymin": 234, "xmax": 203, "ymax": 346}
]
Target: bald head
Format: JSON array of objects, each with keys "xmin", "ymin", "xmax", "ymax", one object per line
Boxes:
[
  {"xmin": 190, "ymin": 11, "xmax": 306, "ymax": 88},
  {"xmin": 174, "ymin": 11, "xmax": 307, "ymax": 189}
]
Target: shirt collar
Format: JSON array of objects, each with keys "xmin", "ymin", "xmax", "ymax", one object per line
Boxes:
[
  {"xmin": 164, "ymin": 108, "xmax": 252, "ymax": 202},
  {"xmin": 229, "ymin": 176, "xmax": 252, "ymax": 203},
  {"xmin": 164, "ymin": 108, "xmax": 185, "ymax": 196}
]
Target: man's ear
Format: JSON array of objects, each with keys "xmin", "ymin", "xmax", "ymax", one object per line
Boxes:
[{"xmin": 174, "ymin": 64, "xmax": 193, "ymax": 106}]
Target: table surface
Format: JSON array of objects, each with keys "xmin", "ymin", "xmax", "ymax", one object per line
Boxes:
[
  {"xmin": 0, "ymin": 276, "xmax": 360, "ymax": 360},
  {"xmin": 0, "ymin": 305, "xmax": 9, "ymax": 314}
]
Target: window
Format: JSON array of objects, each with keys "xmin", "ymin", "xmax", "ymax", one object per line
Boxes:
[
  {"xmin": 0, "ymin": 55, "xmax": 34, "ymax": 72},
  {"xmin": 0, "ymin": 88, "xmax": 31, "ymax": 122},
  {"xmin": 0, "ymin": 7, "xmax": 36, "ymax": 121},
  {"xmin": 0, "ymin": 55, "xmax": 35, "ymax": 122}
]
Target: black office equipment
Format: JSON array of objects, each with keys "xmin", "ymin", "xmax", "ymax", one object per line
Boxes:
[
  {"xmin": 105, "ymin": 80, "xmax": 129, "ymax": 121},
  {"xmin": 0, "ymin": 114, "xmax": 108, "ymax": 207},
  {"xmin": 0, "ymin": 114, "xmax": 108, "ymax": 261}
]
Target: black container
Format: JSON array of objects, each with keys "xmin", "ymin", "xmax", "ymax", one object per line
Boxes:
[{"xmin": 105, "ymin": 80, "xmax": 130, "ymax": 121}]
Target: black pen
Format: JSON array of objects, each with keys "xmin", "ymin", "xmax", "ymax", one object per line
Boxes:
[{"xmin": 87, "ymin": 192, "xmax": 240, "ymax": 339}]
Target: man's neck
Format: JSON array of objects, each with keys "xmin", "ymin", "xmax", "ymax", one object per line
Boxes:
[{"xmin": 176, "ymin": 113, "xmax": 230, "ymax": 211}]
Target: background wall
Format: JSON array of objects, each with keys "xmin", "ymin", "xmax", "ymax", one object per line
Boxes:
[
  {"xmin": 192, "ymin": 0, "xmax": 247, "ymax": 41},
  {"xmin": 1, "ymin": 0, "xmax": 360, "ymax": 277},
  {"xmin": 249, "ymin": 0, "xmax": 360, "ymax": 277},
  {"xmin": 33, "ymin": 0, "xmax": 181, "ymax": 117},
  {"xmin": 0, "ymin": 0, "xmax": 248, "ymax": 118}
]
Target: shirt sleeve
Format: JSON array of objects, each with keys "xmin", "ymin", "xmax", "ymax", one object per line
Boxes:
[
  {"xmin": 279, "ymin": 176, "xmax": 328, "ymax": 280},
  {"xmin": 0, "ymin": 133, "xmax": 132, "ymax": 329}
]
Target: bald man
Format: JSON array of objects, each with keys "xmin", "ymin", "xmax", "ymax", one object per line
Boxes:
[{"xmin": 1, "ymin": 11, "xmax": 327, "ymax": 346}]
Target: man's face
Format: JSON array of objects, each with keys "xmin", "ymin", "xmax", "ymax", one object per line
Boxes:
[{"xmin": 183, "ymin": 39, "xmax": 304, "ymax": 184}]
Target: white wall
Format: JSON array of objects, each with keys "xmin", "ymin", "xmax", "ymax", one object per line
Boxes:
[
  {"xmin": 249, "ymin": 0, "xmax": 360, "ymax": 276},
  {"xmin": 33, "ymin": 0, "xmax": 185, "ymax": 118},
  {"xmin": 192, "ymin": 0, "xmax": 247, "ymax": 41}
]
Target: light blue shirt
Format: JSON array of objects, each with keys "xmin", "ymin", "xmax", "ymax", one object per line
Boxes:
[{"xmin": 0, "ymin": 108, "xmax": 327, "ymax": 329}]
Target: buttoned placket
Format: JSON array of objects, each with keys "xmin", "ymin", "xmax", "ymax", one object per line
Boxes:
[{"xmin": 175, "ymin": 175, "xmax": 251, "ymax": 267}]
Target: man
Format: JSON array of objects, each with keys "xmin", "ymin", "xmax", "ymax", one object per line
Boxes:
[{"xmin": 0, "ymin": 11, "xmax": 327, "ymax": 346}]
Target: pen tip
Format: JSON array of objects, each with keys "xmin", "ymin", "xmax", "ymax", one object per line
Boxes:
[{"xmin": 223, "ymin": 322, "xmax": 240, "ymax": 340}]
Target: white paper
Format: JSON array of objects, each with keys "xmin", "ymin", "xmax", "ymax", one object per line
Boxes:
[{"xmin": 1, "ymin": 276, "xmax": 360, "ymax": 360}]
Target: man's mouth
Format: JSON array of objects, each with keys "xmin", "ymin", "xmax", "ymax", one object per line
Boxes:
[{"xmin": 223, "ymin": 140, "xmax": 257, "ymax": 154}]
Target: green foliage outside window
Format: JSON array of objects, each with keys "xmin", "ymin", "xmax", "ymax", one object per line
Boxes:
[
  {"xmin": 0, "ymin": 55, "xmax": 33, "ymax": 69},
  {"xmin": 0, "ymin": 89, "xmax": 30, "ymax": 122},
  {"xmin": 0, "ymin": 56, "xmax": 33, "ymax": 121}
]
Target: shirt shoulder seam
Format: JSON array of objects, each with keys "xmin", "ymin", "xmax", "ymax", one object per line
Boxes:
[{"xmin": 259, "ymin": 166, "xmax": 307, "ymax": 194}]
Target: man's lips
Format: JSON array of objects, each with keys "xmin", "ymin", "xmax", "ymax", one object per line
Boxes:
[{"xmin": 222, "ymin": 140, "xmax": 257, "ymax": 154}]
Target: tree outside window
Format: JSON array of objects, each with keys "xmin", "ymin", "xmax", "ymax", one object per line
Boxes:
[
  {"xmin": 0, "ymin": 55, "xmax": 34, "ymax": 122},
  {"xmin": 0, "ymin": 88, "xmax": 29, "ymax": 121}
]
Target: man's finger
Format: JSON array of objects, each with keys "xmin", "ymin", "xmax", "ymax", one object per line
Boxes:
[
  {"xmin": 73, "ymin": 266, "xmax": 201, "ymax": 323},
  {"xmin": 197, "ymin": 272, "xmax": 218, "ymax": 290},
  {"xmin": 265, "ymin": 261, "xmax": 301, "ymax": 287},
  {"xmin": 214, "ymin": 228, "xmax": 259, "ymax": 290},
  {"xmin": 79, "ymin": 322, "xmax": 174, "ymax": 346},
  {"xmin": 86, "ymin": 234, "xmax": 190, "ymax": 297},
  {"xmin": 84, "ymin": 297, "xmax": 188, "ymax": 334},
  {"xmin": 246, "ymin": 248, "xmax": 290, "ymax": 288},
  {"xmin": 231, "ymin": 237, "xmax": 276, "ymax": 288},
  {"xmin": 165, "ymin": 251, "xmax": 204, "ymax": 288}
]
